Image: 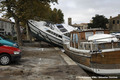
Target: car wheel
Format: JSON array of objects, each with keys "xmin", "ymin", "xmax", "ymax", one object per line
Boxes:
[{"xmin": 0, "ymin": 54, "xmax": 11, "ymax": 65}]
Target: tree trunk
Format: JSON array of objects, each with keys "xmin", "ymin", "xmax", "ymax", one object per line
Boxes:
[
  {"xmin": 15, "ymin": 17, "xmax": 23, "ymax": 46},
  {"xmin": 26, "ymin": 23, "xmax": 32, "ymax": 41}
]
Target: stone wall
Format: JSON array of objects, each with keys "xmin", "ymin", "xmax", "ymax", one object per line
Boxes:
[{"xmin": 108, "ymin": 14, "xmax": 120, "ymax": 32}]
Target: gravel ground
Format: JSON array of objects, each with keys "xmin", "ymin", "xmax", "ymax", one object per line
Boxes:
[{"xmin": 0, "ymin": 46, "xmax": 88, "ymax": 80}]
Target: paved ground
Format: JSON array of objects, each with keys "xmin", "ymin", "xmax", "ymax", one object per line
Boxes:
[{"xmin": 0, "ymin": 46, "xmax": 91, "ymax": 80}]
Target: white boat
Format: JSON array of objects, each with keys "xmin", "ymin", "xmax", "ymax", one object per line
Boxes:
[
  {"xmin": 63, "ymin": 29, "xmax": 120, "ymax": 75},
  {"xmin": 28, "ymin": 20, "xmax": 71, "ymax": 47},
  {"xmin": 111, "ymin": 32, "xmax": 120, "ymax": 40},
  {"xmin": 88, "ymin": 34, "xmax": 118, "ymax": 42}
]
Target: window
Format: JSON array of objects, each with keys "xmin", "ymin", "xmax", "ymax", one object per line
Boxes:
[
  {"xmin": 64, "ymin": 33, "xmax": 70, "ymax": 37},
  {"xmin": 47, "ymin": 30, "xmax": 62, "ymax": 38},
  {"xmin": 96, "ymin": 31, "xmax": 104, "ymax": 34},
  {"xmin": 85, "ymin": 44, "xmax": 91, "ymax": 50},
  {"xmin": 84, "ymin": 44, "xmax": 86, "ymax": 49},
  {"xmin": 114, "ymin": 42, "xmax": 120, "ymax": 48},
  {"xmin": 113, "ymin": 20, "xmax": 115, "ymax": 24},
  {"xmin": 1, "ymin": 22, "xmax": 3, "ymax": 28},
  {"xmin": 100, "ymin": 44, "xmax": 105, "ymax": 49},
  {"xmin": 72, "ymin": 33, "xmax": 76, "ymax": 48},
  {"xmin": 56, "ymin": 25, "xmax": 67, "ymax": 32},
  {"xmin": 85, "ymin": 32, "xmax": 93, "ymax": 39},
  {"xmin": 117, "ymin": 20, "xmax": 119, "ymax": 24},
  {"xmin": 75, "ymin": 34, "xmax": 78, "ymax": 43},
  {"xmin": 58, "ymin": 35, "xmax": 62, "ymax": 38},
  {"xmin": 70, "ymin": 34, "xmax": 72, "ymax": 41},
  {"xmin": 70, "ymin": 34, "xmax": 73, "ymax": 47},
  {"xmin": 57, "ymin": 25, "xmax": 64, "ymax": 28},
  {"xmin": 118, "ymin": 43, "xmax": 120, "ymax": 47},
  {"xmin": 98, "ymin": 43, "xmax": 112, "ymax": 49},
  {"xmin": 79, "ymin": 44, "xmax": 83, "ymax": 49},
  {"xmin": 73, "ymin": 34, "xmax": 76, "ymax": 42}
]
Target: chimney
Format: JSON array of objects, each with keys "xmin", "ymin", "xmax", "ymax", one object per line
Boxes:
[
  {"xmin": 110, "ymin": 16, "xmax": 112, "ymax": 19},
  {"xmin": 68, "ymin": 18, "xmax": 72, "ymax": 25},
  {"xmin": 118, "ymin": 14, "xmax": 120, "ymax": 16}
]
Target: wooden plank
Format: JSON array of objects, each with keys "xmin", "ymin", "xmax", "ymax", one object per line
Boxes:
[
  {"xmin": 91, "ymin": 51, "xmax": 120, "ymax": 64},
  {"xmin": 104, "ymin": 30, "xmax": 110, "ymax": 34},
  {"xmin": 65, "ymin": 50, "xmax": 91, "ymax": 67}
]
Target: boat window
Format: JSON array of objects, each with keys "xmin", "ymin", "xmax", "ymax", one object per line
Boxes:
[
  {"xmin": 56, "ymin": 34, "xmax": 59, "ymax": 36},
  {"xmin": 76, "ymin": 34, "xmax": 78, "ymax": 43},
  {"xmin": 118, "ymin": 43, "xmax": 120, "ymax": 47},
  {"xmin": 57, "ymin": 25, "xmax": 64, "ymax": 28},
  {"xmin": 56, "ymin": 25, "xmax": 67, "ymax": 32},
  {"xmin": 84, "ymin": 44, "xmax": 86, "ymax": 49},
  {"xmin": 72, "ymin": 33, "xmax": 77, "ymax": 48},
  {"xmin": 105, "ymin": 43, "xmax": 112, "ymax": 49},
  {"xmin": 92, "ymin": 44, "xmax": 98, "ymax": 50},
  {"xmin": 46, "ymin": 30, "xmax": 62, "ymax": 38},
  {"xmin": 95, "ymin": 31, "xmax": 104, "ymax": 34},
  {"xmin": 98, "ymin": 43, "xmax": 112, "ymax": 49},
  {"xmin": 50, "ymin": 25, "xmax": 54, "ymax": 30},
  {"xmin": 58, "ymin": 35, "xmax": 62, "ymax": 38},
  {"xmin": 86, "ymin": 44, "xmax": 91, "ymax": 50},
  {"xmin": 53, "ymin": 33, "xmax": 55, "ymax": 35},
  {"xmin": 92, "ymin": 43, "xmax": 120, "ymax": 50},
  {"xmin": 85, "ymin": 32, "xmax": 93, "ymax": 39},
  {"xmin": 47, "ymin": 30, "xmax": 50, "ymax": 33},
  {"xmin": 73, "ymin": 33, "xmax": 76, "ymax": 43},
  {"xmin": 101, "ymin": 44, "xmax": 105, "ymax": 49},
  {"xmin": 83, "ymin": 44, "xmax": 91, "ymax": 50},
  {"xmin": 70, "ymin": 34, "xmax": 73, "ymax": 47},
  {"xmin": 45, "ymin": 23, "xmax": 49, "ymax": 27},
  {"xmin": 60, "ymin": 29, "xmax": 67, "ymax": 32},
  {"xmin": 64, "ymin": 33, "xmax": 70, "ymax": 37},
  {"xmin": 70, "ymin": 34, "xmax": 72, "ymax": 41},
  {"xmin": 79, "ymin": 43, "xmax": 83, "ymax": 49},
  {"xmin": 113, "ymin": 42, "xmax": 120, "ymax": 48}
]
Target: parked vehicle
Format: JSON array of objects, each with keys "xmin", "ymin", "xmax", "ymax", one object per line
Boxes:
[
  {"xmin": 0, "ymin": 43, "xmax": 21, "ymax": 65},
  {"xmin": 0, "ymin": 34, "xmax": 18, "ymax": 48}
]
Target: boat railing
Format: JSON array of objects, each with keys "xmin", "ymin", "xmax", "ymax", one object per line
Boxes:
[{"xmin": 78, "ymin": 41, "xmax": 120, "ymax": 51}]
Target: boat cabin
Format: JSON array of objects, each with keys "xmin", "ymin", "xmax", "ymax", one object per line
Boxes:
[{"xmin": 70, "ymin": 29, "xmax": 109, "ymax": 48}]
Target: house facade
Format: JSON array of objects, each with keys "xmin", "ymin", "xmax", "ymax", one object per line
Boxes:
[
  {"xmin": 72, "ymin": 23, "xmax": 88, "ymax": 30},
  {"xmin": 108, "ymin": 14, "xmax": 120, "ymax": 32},
  {"xmin": 0, "ymin": 18, "xmax": 16, "ymax": 36}
]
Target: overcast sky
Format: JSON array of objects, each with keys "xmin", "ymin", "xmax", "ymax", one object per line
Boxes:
[{"xmin": 51, "ymin": 0, "xmax": 120, "ymax": 24}]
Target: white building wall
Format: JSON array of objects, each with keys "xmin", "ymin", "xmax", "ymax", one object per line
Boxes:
[{"xmin": 0, "ymin": 19, "xmax": 15, "ymax": 35}]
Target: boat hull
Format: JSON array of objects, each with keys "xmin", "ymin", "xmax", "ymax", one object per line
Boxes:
[{"xmin": 64, "ymin": 44, "xmax": 120, "ymax": 75}]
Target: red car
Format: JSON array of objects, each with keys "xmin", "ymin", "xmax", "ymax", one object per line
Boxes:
[{"xmin": 0, "ymin": 43, "xmax": 21, "ymax": 65}]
